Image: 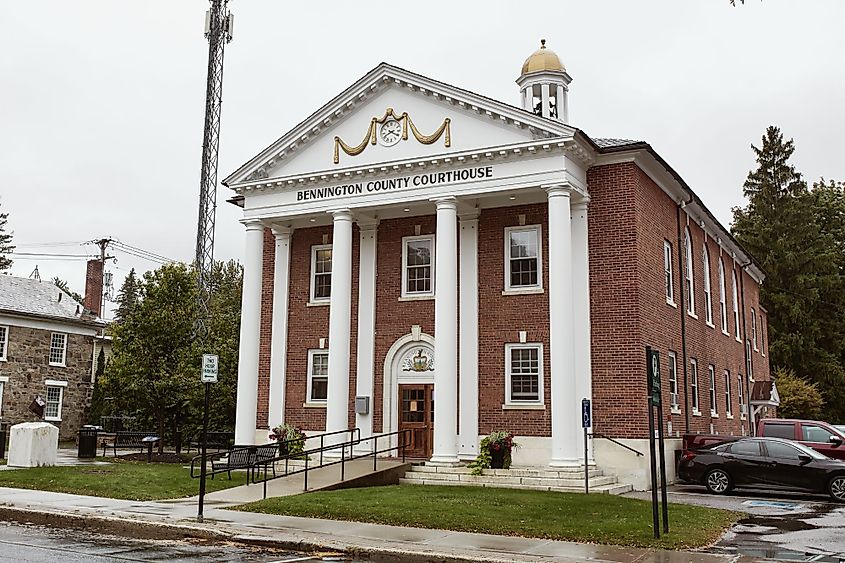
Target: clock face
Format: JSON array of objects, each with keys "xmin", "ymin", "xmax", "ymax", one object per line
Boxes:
[{"xmin": 378, "ymin": 119, "xmax": 402, "ymax": 146}]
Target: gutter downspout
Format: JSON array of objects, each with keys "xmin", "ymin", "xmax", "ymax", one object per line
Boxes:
[
  {"xmin": 676, "ymin": 198, "xmax": 693, "ymax": 433},
  {"xmin": 738, "ymin": 261, "xmax": 755, "ymax": 435}
]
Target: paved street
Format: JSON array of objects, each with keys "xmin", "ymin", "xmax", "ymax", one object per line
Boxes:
[
  {"xmin": 626, "ymin": 485, "xmax": 845, "ymax": 562},
  {"xmin": 0, "ymin": 520, "xmax": 355, "ymax": 562}
]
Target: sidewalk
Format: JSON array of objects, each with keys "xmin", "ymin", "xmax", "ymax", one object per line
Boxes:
[{"xmin": 0, "ymin": 486, "xmax": 750, "ymax": 563}]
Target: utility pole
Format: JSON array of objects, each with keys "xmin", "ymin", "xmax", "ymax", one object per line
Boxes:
[{"xmin": 194, "ymin": 0, "xmax": 233, "ymax": 524}]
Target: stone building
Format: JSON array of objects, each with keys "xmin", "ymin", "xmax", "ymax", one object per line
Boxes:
[
  {"xmin": 0, "ymin": 271, "xmax": 106, "ymax": 440},
  {"xmin": 223, "ymin": 42, "xmax": 774, "ymax": 488}
]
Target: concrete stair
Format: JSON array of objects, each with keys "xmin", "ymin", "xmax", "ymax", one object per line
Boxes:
[{"xmin": 399, "ymin": 464, "xmax": 633, "ymax": 495}]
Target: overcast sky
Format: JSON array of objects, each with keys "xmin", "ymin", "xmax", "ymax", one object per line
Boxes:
[{"xmin": 2, "ymin": 0, "xmax": 843, "ymax": 318}]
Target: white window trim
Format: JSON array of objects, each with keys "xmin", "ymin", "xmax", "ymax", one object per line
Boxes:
[
  {"xmin": 0, "ymin": 376, "xmax": 7, "ymax": 418},
  {"xmin": 664, "ymin": 240, "xmax": 675, "ymax": 306},
  {"xmin": 731, "ymin": 270, "xmax": 741, "ymax": 342},
  {"xmin": 724, "ymin": 369, "xmax": 732, "ymax": 417},
  {"xmin": 306, "ymin": 349, "xmax": 329, "ymax": 404},
  {"xmin": 0, "ymin": 324, "xmax": 8, "ymax": 361},
  {"xmin": 44, "ymin": 379, "xmax": 68, "ymax": 422},
  {"xmin": 751, "ymin": 308, "xmax": 758, "ymax": 351},
  {"xmin": 708, "ymin": 364, "xmax": 718, "ymax": 417},
  {"xmin": 49, "ymin": 332, "xmax": 67, "ymax": 367},
  {"xmin": 690, "ymin": 358, "xmax": 700, "ymax": 415},
  {"xmin": 309, "ymin": 244, "xmax": 333, "ymax": 304},
  {"xmin": 684, "ymin": 229, "xmax": 696, "ymax": 316},
  {"xmin": 504, "ymin": 343, "xmax": 544, "ymax": 406},
  {"xmin": 738, "ymin": 374, "xmax": 746, "ymax": 420},
  {"xmin": 718, "ymin": 259, "xmax": 728, "ymax": 335},
  {"xmin": 401, "ymin": 234, "xmax": 435, "ymax": 299},
  {"xmin": 504, "ymin": 225, "xmax": 543, "ymax": 293},
  {"xmin": 668, "ymin": 350, "xmax": 680, "ymax": 414},
  {"xmin": 702, "ymin": 246, "xmax": 714, "ymax": 327}
]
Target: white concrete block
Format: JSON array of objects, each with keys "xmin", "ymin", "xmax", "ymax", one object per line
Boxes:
[{"xmin": 7, "ymin": 422, "xmax": 59, "ymax": 468}]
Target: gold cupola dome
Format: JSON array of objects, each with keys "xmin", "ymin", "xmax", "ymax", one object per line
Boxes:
[{"xmin": 520, "ymin": 39, "xmax": 565, "ymax": 75}]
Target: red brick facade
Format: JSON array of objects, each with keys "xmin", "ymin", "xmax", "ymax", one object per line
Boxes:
[{"xmin": 252, "ymin": 161, "xmax": 770, "ymax": 441}]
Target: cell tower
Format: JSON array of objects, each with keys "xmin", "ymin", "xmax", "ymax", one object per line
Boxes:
[{"xmin": 194, "ymin": 0, "xmax": 234, "ymax": 338}]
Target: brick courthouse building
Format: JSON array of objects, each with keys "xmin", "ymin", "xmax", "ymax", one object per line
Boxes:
[{"xmin": 224, "ymin": 43, "xmax": 773, "ymax": 487}]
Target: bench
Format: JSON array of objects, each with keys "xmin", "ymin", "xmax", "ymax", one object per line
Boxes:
[
  {"xmin": 186, "ymin": 431, "xmax": 234, "ymax": 453},
  {"xmin": 103, "ymin": 431, "xmax": 160, "ymax": 457},
  {"xmin": 210, "ymin": 444, "xmax": 279, "ymax": 481}
]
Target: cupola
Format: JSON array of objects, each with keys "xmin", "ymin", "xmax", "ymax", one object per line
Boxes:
[{"xmin": 517, "ymin": 39, "xmax": 572, "ymax": 123}]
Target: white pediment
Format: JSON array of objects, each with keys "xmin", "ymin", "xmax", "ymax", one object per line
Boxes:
[{"xmin": 224, "ymin": 63, "xmax": 575, "ymax": 187}]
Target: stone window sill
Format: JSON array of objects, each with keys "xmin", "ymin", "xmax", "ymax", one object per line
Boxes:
[
  {"xmin": 692, "ymin": 410, "xmax": 702, "ymax": 417},
  {"xmin": 307, "ymin": 300, "xmax": 330, "ymax": 307},
  {"xmin": 726, "ymin": 414, "xmax": 734, "ymax": 420},
  {"xmin": 706, "ymin": 321, "xmax": 716, "ymax": 329},
  {"xmin": 688, "ymin": 311, "xmax": 698, "ymax": 320},
  {"xmin": 666, "ymin": 299, "xmax": 677, "ymax": 309},
  {"xmin": 670, "ymin": 407, "xmax": 681, "ymax": 415},
  {"xmin": 710, "ymin": 412, "xmax": 719, "ymax": 419},
  {"xmin": 722, "ymin": 329, "xmax": 730, "ymax": 337},
  {"xmin": 502, "ymin": 403, "xmax": 546, "ymax": 410},
  {"xmin": 48, "ymin": 363, "xmax": 66, "ymax": 368},
  {"xmin": 303, "ymin": 402, "xmax": 327, "ymax": 408},
  {"xmin": 399, "ymin": 294, "xmax": 434, "ymax": 302},
  {"xmin": 502, "ymin": 287, "xmax": 544, "ymax": 296}
]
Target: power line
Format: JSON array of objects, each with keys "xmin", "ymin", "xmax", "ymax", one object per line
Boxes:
[{"xmin": 9, "ymin": 252, "xmax": 96, "ymax": 258}]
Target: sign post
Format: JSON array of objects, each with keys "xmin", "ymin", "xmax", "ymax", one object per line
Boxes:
[
  {"xmin": 581, "ymin": 398, "xmax": 591, "ymax": 494},
  {"xmin": 197, "ymin": 354, "xmax": 218, "ymax": 523},
  {"xmin": 646, "ymin": 346, "xmax": 661, "ymax": 539}
]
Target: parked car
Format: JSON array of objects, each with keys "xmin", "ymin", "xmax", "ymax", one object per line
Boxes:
[
  {"xmin": 835, "ymin": 425, "xmax": 845, "ymax": 435},
  {"xmin": 678, "ymin": 437, "xmax": 845, "ymax": 501},
  {"xmin": 683, "ymin": 418, "xmax": 845, "ymax": 460}
]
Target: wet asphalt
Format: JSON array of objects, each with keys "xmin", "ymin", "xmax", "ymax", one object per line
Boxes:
[{"xmin": 0, "ymin": 520, "xmax": 359, "ymax": 562}]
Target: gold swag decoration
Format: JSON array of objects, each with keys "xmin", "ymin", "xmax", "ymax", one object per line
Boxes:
[{"xmin": 333, "ymin": 107, "xmax": 451, "ymax": 164}]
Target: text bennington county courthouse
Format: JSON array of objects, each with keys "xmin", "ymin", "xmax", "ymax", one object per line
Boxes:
[{"xmin": 223, "ymin": 42, "xmax": 772, "ymax": 489}]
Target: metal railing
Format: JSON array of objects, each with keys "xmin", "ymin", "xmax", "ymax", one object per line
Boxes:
[
  {"xmin": 250, "ymin": 429, "xmax": 411, "ymax": 499},
  {"xmin": 589, "ymin": 431, "xmax": 644, "ymax": 457},
  {"xmin": 190, "ymin": 427, "xmax": 360, "ymax": 481}
]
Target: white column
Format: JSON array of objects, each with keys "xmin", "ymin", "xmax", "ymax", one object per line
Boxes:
[
  {"xmin": 522, "ymin": 86, "xmax": 532, "ymax": 112},
  {"xmin": 267, "ymin": 226, "xmax": 292, "ymax": 430},
  {"xmin": 541, "ymin": 83, "xmax": 551, "ymax": 118},
  {"xmin": 556, "ymin": 84, "xmax": 566, "ymax": 122},
  {"xmin": 546, "ymin": 186, "xmax": 579, "ymax": 466},
  {"xmin": 325, "ymin": 210, "xmax": 354, "ymax": 440},
  {"xmin": 572, "ymin": 201, "xmax": 593, "ymax": 463},
  {"xmin": 355, "ymin": 220, "xmax": 378, "ymax": 440},
  {"xmin": 234, "ymin": 220, "xmax": 265, "ymax": 445},
  {"xmin": 458, "ymin": 212, "xmax": 479, "ymax": 460},
  {"xmin": 430, "ymin": 197, "xmax": 459, "ymax": 465}
]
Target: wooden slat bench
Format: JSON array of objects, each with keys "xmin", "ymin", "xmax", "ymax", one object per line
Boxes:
[{"xmin": 103, "ymin": 431, "xmax": 160, "ymax": 457}]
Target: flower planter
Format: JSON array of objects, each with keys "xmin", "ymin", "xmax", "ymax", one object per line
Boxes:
[{"xmin": 490, "ymin": 448, "xmax": 506, "ymax": 469}]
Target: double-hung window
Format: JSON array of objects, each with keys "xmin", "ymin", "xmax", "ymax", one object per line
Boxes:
[
  {"xmin": 664, "ymin": 240, "xmax": 675, "ymax": 305},
  {"xmin": 738, "ymin": 374, "xmax": 746, "ymax": 418},
  {"xmin": 402, "ymin": 235, "xmax": 434, "ymax": 297},
  {"xmin": 0, "ymin": 325, "xmax": 8, "ymax": 361},
  {"xmin": 751, "ymin": 308, "xmax": 758, "ymax": 351},
  {"xmin": 306, "ymin": 350, "xmax": 329, "ymax": 403},
  {"xmin": 49, "ymin": 333, "xmax": 67, "ymax": 367},
  {"xmin": 731, "ymin": 270, "xmax": 741, "ymax": 341},
  {"xmin": 709, "ymin": 364, "xmax": 717, "ymax": 416},
  {"xmin": 504, "ymin": 226, "xmax": 542, "ymax": 291},
  {"xmin": 724, "ymin": 369, "xmax": 732, "ymax": 417},
  {"xmin": 684, "ymin": 229, "xmax": 695, "ymax": 315},
  {"xmin": 690, "ymin": 358, "xmax": 700, "ymax": 414},
  {"xmin": 44, "ymin": 380, "xmax": 67, "ymax": 421},
  {"xmin": 505, "ymin": 343, "xmax": 543, "ymax": 405},
  {"xmin": 718, "ymin": 259, "xmax": 728, "ymax": 334},
  {"xmin": 0, "ymin": 376, "xmax": 7, "ymax": 417},
  {"xmin": 310, "ymin": 245, "xmax": 332, "ymax": 302},
  {"xmin": 702, "ymin": 246, "xmax": 713, "ymax": 325},
  {"xmin": 668, "ymin": 350, "xmax": 679, "ymax": 412}
]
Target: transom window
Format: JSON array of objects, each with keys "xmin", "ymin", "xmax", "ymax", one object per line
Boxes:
[
  {"xmin": 310, "ymin": 245, "xmax": 332, "ymax": 302},
  {"xmin": 668, "ymin": 350, "xmax": 679, "ymax": 411},
  {"xmin": 402, "ymin": 235, "xmax": 434, "ymax": 297},
  {"xmin": 505, "ymin": 226, "xmax": 542, "ymax": 291},
  {"xmin": 44, "ymin": 381, "xmax": 67, "ymax": 421},
  {"xmin": 690, "ymin": 358, "xmax": 699, "ymax": 413},
  {"xmin": 49, "ymin": 333, "xmax": 67, "ymax": 366},
  {"xmin": 307, "ymin": 350, "xmax": 329, "ymax": 403},
  {"xmin": 505, "ymin": 344, "xmax": 543, "ymax": 405},
  {"xmin": 709, "ymin": 364, "xmax": 717, "ymax": 416},
  {"xmin": 0, "ymin": 325, "xmax": 8, "ymax": 361},
  {"xmin": 664, "ymin": 240, "xmax": 674, "ymax": 304}
]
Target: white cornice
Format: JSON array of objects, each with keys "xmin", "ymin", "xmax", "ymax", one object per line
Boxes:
[{"xmin": 224, "ymin": 63, "xmax": 576, "ymax": 187}]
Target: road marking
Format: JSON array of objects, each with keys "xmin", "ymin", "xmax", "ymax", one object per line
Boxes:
[
  {"xmin": 742, "ymin": 500, "xmax": 803, "ymax": 510},
  {"xmin": 267, "ymin": 557, "xmax": 316, "ymax": 562}
]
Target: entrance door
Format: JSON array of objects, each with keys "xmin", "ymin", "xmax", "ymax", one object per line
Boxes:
[{"xmin": 398, "ymin": 384, "xmax": 433, "ymax": 459}]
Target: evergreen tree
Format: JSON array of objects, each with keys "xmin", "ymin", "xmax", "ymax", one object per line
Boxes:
[
  {"xmin": 732, "ymin": 127, "xmax": 845, "ymax": 422},
  {"xmin": 114, "ymin": 268, "xmax": 141, "ymax": 323},
  {"xmin": 0, "ymin": 200, "xmax": 14, "ymax": 271},
  {"xmin": 52, "ymin": 276, "xmax": 85, "ymax": 304}
]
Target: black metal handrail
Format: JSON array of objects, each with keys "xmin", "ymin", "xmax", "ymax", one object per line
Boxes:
[
  {"xmin": 190, "ymin": 427, "xmax": 361, "ymax": 481},
  {"xmin": 250, "ymin": 429, "xmax": 411, "ymax": 499},
  {"xmin": 589, "ymin": 432, "xmax": 644, "ymax": 457}
]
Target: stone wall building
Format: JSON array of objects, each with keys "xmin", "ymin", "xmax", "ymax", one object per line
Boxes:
[{"xmin": 0, "ymin": 272, "xmax": 106, "ymax": 441}]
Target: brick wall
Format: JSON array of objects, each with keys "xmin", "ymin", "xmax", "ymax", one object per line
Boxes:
[{"xmin": 0, "ymin": 325, "xmax": 94, "ymax": 440}]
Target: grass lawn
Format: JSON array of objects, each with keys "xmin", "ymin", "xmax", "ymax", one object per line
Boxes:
[
  {"xmin": 0, "ymin": 459, "xmax": 246, "ymax": 501},
  {"xmin": 231, "ymin": 484, "xmax": 741, "ymax": 549}
]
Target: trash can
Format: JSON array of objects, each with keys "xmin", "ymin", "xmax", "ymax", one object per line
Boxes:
[
  {"xmin": 0, "ymin": 422, "xmax": 9, "ymax": 459},
  {"xmin": 77, "ymin": 425, "xmax": 101, "ymax": 458}
]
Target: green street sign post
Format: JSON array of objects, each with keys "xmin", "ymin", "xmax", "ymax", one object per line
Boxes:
[
  {"xmin": 645, "ymin": 346, "xmax": 669, "ymax": 538},
  {"xmin": 197, "ymin": 354, "xmax": 218, "ymax": 522}
]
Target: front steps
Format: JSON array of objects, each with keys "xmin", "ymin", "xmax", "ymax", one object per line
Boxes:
[{"xmin": 400, "ymin": 464, "xmax": 633, "ymax": 495}]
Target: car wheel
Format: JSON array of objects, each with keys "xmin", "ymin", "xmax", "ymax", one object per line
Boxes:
[
  {"xmin": 705, "ymin": 468, "xmax": 732, "ymax": 494},
  {"xmin": 829, "ymin": 475, "xmax": 845, "ymax": 502}
]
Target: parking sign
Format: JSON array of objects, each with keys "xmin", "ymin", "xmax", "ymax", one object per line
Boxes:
[{"xmin": 201, "ymin": 354, "xmax": 219, "ymax": 383}]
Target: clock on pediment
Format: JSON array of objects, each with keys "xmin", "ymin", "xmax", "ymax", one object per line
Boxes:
[{"xmin": 378, "ymin": 118, "xmax": 402, "ymax": 147}]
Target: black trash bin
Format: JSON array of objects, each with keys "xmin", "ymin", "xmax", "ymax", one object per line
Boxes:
[
  {"xmin": 0, "ymin": 422, "xmax": 9, "ymax": 459},
  {"xmin": 78, "ymin": 425, "xmax": 101, "ymax": 458}
]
